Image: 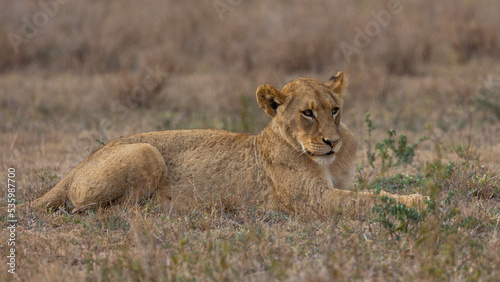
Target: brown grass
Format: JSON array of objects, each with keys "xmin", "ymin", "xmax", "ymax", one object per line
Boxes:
[{"xmin": 1, "ymin": 0, "xmax": 500, "ymax": 280}]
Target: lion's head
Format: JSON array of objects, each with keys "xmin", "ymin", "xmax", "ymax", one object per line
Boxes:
[{"xmin": 256, "ymin": 72, "xmax": 347, "ymax": 165}]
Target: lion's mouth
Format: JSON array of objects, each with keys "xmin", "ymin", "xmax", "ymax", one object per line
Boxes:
[{"xmin": 305, "ymin": 150, "xmax": 334, "ymax": 157}]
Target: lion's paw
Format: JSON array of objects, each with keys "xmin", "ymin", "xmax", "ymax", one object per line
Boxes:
[{"xmin": 401, "ymin": 193, "xmax": 426, "ymax": 209}]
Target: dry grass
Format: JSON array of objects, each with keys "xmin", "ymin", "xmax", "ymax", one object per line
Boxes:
[{"xmin": 1, "ymin": 0, "xmax": 500, "ymax": 281}]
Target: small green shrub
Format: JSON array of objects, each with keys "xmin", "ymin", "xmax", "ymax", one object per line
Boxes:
[
  {"xmin": 474, "ymin": 79, "xmax": 500, "ymax": 120},
  {"xmin": 364, "ymin": 112, "xmax": 428, "ymax": 170},
  {"xmin": 364, "ymin": 112, "xmax": 376, "ymax": 167},
  {"xmin": 371, "ymin": 173, "xmax": 425, "ymax": 193},
  {"xmin": 371, "ymin": 193, "xmax": 423, "ymax": 239}
]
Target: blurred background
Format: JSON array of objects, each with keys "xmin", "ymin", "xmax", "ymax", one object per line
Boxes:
[
  {"xmin": 1, "ymin": 0, "xmax": 500, "ymax": 170},
  {"xmin": 3, "ymin": 2, "xmax": 500, "ymax": 279}
]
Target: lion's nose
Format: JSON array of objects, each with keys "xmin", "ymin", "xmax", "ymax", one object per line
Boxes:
[{"xmin": 322, "ymin": 138, "xmax": 340, "ymax": 147}]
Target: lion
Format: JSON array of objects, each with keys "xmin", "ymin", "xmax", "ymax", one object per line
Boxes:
[{"xmin": 29, "ymin": 72, "xmax": 424, "ymax": 214}]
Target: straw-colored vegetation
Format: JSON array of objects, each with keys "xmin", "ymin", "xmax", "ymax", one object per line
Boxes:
[{"xmin": 1, "ymin": 0, "xmax": 499, "ymax": 280}]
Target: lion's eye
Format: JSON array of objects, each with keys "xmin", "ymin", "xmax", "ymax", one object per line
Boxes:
[
  {"xmin": 332, "ymin": 107, "xmax": 339, "ymax": 116},
  {"xmin": 302, "ymin": 110, "xmax": 314, "ymax": 118}
]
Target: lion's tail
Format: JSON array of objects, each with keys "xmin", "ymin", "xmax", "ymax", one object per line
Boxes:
[{"xmin": 31, "ymin": 174, "xmax": 73, "ymax": 210}]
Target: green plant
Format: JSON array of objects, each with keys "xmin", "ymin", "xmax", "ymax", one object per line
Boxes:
[
  {"xmin": 371, "ymin": 173, "xmax": 425, "ymax": 193},
  {"xmin": 474, "ymin": 85, "xmax": 500, "ymax": 119},
  {"xmin": 371, "ymin": 192, "xmax": 424, "ymax": 239},
  {"xmin": 33, "ymin": 169, "xmax": 61, "ymax": 183},
  {"xmin": 364, "ymin": 112, "xmax": 428, "ymax": 171},
  {"xmin": 364, "ymin": 113, "xmax": 376, "ymax": 168}
]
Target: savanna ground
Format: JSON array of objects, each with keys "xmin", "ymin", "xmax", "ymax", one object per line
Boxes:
[{"xmin": 1, "ymin": 0, "xmax": 500, "ymax": 281}]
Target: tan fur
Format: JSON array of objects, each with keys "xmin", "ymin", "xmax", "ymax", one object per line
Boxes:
[{"xmin": 31, "ymin": 72, "xmax": 424, "ymax": 214}]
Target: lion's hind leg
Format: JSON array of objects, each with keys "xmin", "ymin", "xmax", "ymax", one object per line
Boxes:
[{"xmin": 67, "ymin": 143, "xmax": 168, "ymax": 213}]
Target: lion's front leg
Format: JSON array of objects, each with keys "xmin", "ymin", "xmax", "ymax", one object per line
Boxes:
[{"xmin": 324, "ymin": 188, "xmax": 425, "ymax": 209}]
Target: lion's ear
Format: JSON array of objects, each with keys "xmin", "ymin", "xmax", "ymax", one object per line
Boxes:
[
  {"xmin": 326, "ymin": 71, "xmax": 348, "ymax": 96},
  {"xmin": 256, "ymin": 84, "xmax": 287, "ymax": 118}
]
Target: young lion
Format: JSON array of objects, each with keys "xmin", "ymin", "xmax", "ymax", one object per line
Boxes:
[{"xmin": 30, "ymin": 72, "xmax": 424, "ymax": 214}]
